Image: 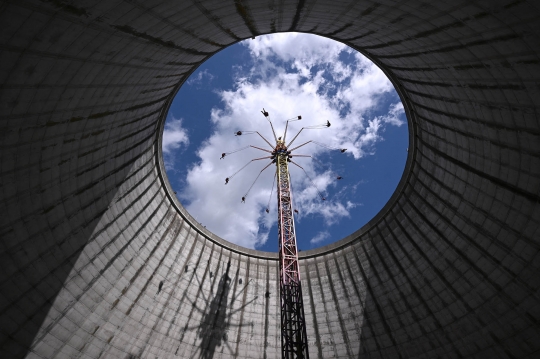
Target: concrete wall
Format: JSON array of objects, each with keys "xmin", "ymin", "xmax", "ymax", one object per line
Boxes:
[{"xmin": 0, "ymin": 0, "xmax": 539, "ymax": 358}]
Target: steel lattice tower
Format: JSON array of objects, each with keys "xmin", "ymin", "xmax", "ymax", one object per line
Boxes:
[
  {"xmin": 275, "ymin": 140, "xmax": 309, "ymax": 359},
  {"xmin": 223, "ymin": 110, "xmax": 340, "ymax": 358}
]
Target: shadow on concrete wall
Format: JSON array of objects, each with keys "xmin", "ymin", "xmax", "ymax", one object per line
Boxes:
[
  {"xmin": 1, "ymin": 159, "xmax": 142, "ymax": 359},
  {"xmin": 352, "ymin": 229, "xmax": 510, "ymax": 358},
  {"xmin": 186, "ymin": 261, "xmax": 257, "ymax": 359}
]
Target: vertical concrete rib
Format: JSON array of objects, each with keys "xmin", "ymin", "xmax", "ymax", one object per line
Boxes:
[
  {"xmin": 303, "ymin": 260, "xmax": 323, "ymax": 359},
  {"xmin": 323, "ymin": 256, "xmax": 353, "ymax": 358},
  {"xmin": 233, "ymin": 256, "xmax": 250, "ymax": 357},
  {"xmin": 263, "ymin": 259, "xmax": 271, "ymax": 359}
]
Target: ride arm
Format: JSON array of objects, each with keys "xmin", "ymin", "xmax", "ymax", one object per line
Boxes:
[
  {"xmin": 288, "ymin": 140, "xmax": 312, "ymax": 152},
  {"xmin": 283, "ymin": 116, "xmax": 301, "ymax": 143},
  {"xmin": 289, "ymin": 160, "xmax": 326, "ymax": 200},
  {"xmin": 266, "ymin": 118, "xmax": 278, "ymax": 143},
  {"xmin": 227, "ymin": 156, "xmax": 272, "ymax": 181},
  {"xmin": 244, "ymin": 162, "xmax": 273, "ymax": 198},
  {"xmin": 286, "ymin": 127, "xmax": 305, "ymax": 147},
  {"xmin": 256, "ymin": 131, "xmax": 275, "ymax": 149},
  {"xmin": 250, "ymin": 145, "xmax": 273, "ymax": 154}
]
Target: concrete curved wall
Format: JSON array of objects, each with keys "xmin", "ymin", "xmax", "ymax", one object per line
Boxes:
[{"xmin": 1, "ymin": 1, "xmax": 539, "ymax": 358}]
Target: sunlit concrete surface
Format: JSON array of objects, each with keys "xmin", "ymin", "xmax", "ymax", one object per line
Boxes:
[{"xmin": 0, "ymin": 1, "xmax": 539, "ymax": 358}]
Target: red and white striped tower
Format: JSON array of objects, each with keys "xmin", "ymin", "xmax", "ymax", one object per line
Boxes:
[
  {"xmin": 275, "ymin": 139, "xmax": 309, "ymax": 359},
  {"xmin": 224, "ymin": 110, "xmax": 342, "ymax": 358}
]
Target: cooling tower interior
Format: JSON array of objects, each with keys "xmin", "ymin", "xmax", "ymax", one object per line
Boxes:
[{"xmin": 1, "ymin": 0, "xmax": 539, "ymax": 358}]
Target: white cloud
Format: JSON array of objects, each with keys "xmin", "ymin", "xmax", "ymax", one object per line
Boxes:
[
  {"xmin": 173, "ymin": 33, "xmax": 405, "ymax": 249},
  {"xmin": 346, "ymin": 201, "xmax": 357, "ymax": 210},
  {"xmin": 162, "ymin": 117, "xmax": 189, "ymax": 170},
  {"xmin": 310, "ymin": 231, "xmax": 331, "ymax": 245},
  {"xmin": 187, "ymin": 69, "xmax": 214, "ymax": 86},
  {"xmin": 379, "ymin": 102, "xmax": 405, "ymax": 126}
]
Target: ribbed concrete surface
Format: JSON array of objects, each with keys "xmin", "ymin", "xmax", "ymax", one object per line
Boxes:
[{"xmin": 1, "ymin": 1, "xmax": 539, "ymax": 358}]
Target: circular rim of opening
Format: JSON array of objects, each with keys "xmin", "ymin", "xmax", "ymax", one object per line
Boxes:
[{"xmin": 154, "ymin": 33, "xmax": 417, "ymax": 260}]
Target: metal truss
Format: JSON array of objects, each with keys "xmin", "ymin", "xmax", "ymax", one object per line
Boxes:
[
  {"xmin": 224, "ymin": 110, "xmax": 345, "ymax": 358},
  {"xmin": 276, "ymin": 149, "xmax": 309, "ymax": 359}
]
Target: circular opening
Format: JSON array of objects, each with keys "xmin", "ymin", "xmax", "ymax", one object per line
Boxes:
[{"xmin": 161, "ymin": 33, "xmax": 408, "ymax": 252}]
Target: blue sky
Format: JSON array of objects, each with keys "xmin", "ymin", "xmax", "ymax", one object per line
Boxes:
[{"xmin": 162, "ymin": 33, "xmax": 408, "ymax": 252}]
